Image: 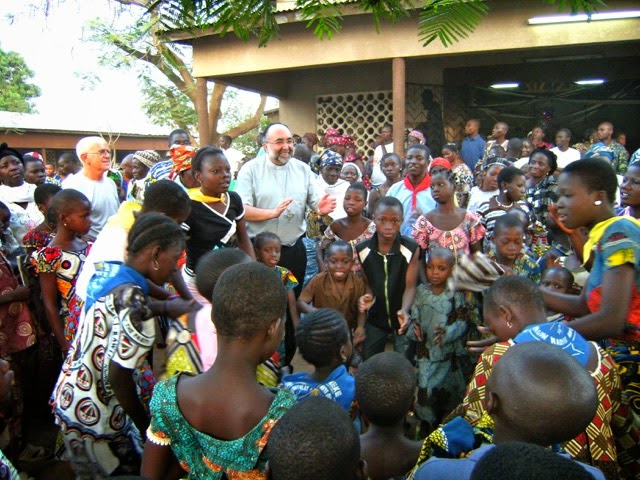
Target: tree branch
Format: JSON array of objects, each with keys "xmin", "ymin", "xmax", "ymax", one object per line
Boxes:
[
  {"xmin": 207, "ymin": 82, "xmax": 226, "ymax": 144},
  {"xmin": 224, "ymin": 94, "xmax": 267, "ymax": 139}
]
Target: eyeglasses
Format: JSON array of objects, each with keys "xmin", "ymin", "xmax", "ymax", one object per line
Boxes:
[
  {"xmin": 267, "ymin": 139, "xmax": 295, "ymax": 147},
  {"xmin": 86, "ymin": 149, "xmax": 111, "ymax": 156}
]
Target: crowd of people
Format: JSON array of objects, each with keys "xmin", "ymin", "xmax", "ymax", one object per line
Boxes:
[{"xmin": 0, "ymin": 115, "xmax": 638, "ymax": 480}]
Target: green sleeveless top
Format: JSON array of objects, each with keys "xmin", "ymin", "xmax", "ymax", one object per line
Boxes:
[{"xmin": 148, "ymin": 374, "xmax": 296, "ymax": 479}]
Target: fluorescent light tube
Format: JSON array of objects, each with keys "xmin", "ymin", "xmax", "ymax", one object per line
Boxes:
[
  {"xmin": 575, "ymin": 79, "xmax": 605, "ymax": 85},
  {"xmin": 528, "ymin": 10, "xmax": 640, "ymax": 25},
  {"xmin": 491, "ymin": 83, "xmax": 520, "ymax": 89}
]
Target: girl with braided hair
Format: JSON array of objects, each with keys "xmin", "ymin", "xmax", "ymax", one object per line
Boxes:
[
  {"xmin": 52, "ymin": 213, "xmax": 192, "ymax": 479},
  {"xmin": 281, "ymin": 308, "xmax": 358, "ymax": 421}
]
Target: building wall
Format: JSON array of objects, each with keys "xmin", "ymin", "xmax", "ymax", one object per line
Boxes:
[
  {"xmin": 186, "ymin": 0, "xmax": 640, "ymax": 147},
  {"xmin": 2, "ymin": 131, "xmax": 169, "ymax": 165},
  {"xmin": 192, "ymin": 0, "xmax": 639, "ymax": 79}
]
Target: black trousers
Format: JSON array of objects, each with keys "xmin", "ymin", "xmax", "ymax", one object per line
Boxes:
[{"xmin": 279, "ymin": 236, "xmax": 307, "ymax": 365}]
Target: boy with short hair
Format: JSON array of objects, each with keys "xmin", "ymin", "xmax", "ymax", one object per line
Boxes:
[
  {"xmin": 413, "ymin": 342, "xmax": 605, "ymax": 480},
  {"xmin": 297, "ymin": 241, "xmax": 369, "ymax": 346},
  {"xmin": 357, "ymin": 352, "xmax": 422, "ymax": 480},
  {"xmin": 267, "ymin": 396, "xmax": 367, "ymax": 480},
  {"xmin": 357, "ymin": 197, "xmax": 420, "ymax": 359}
]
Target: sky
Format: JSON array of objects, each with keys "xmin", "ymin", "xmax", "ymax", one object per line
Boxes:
[{"xmin": 0, "ymin": 0, "xmax": 272, "ymax": 135}]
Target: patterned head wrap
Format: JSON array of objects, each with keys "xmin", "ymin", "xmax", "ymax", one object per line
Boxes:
[
  {"xmin": 24, "ymin": 151, "xmax": 43, "ymax": 161},
  {"xmin": 319, "ymin": 150, "xmax": 343, "ymax": 168},
  {"xmin": 408, "ymin": 130, "xmax": 426, "ymax": 145},
  {"xmin": 430, "ymin": 157, "xmax": 452, "ymax": 171},
  {"xmin": 484, "ymin": 156, "xmax": 511, "ymax": 170},
  {"xmin": 342, "ymin": 135, "xmax": 355, "ymax": 148},
  {"xmin": 345, "ymin": 152, "xmax": 363, "ymax": 164},
  {"xmin": 325, "ymin": 128, "xmax": 341, "ymax": 139},
  {"xmin": 328, "ymin": 135, "xmax": 347, "ymax": 147},
  {"xmin": 133, "ymin": 150, "xmax": 162, "ymax": 169},
  {"xmin": 169, "ymin": 145, "xmax": 197, "ymax": 180}
]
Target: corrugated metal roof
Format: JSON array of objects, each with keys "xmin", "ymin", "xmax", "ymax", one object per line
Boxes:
[{"xmin": 0, "ymin": 111, "xmax": 168, "ymax": 137}]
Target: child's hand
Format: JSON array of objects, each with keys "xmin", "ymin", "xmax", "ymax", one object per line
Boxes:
[
  {"xmin": 353, "ymin": 326, "xmax": 366, "ymax": 346},
  {"xmin": 412, "ymin": 322, "xmax": 423, "ymax": 342},
  {"xmin": 466, "ymin": 326, "xmax": 499, "ymax": 354},
  {"xmin": 434, "ymin": 324, "xmax": 446, "ymax": 347},
  {"xmin": 397, "ymin": 310, "xmax": 410, "ymax": 334},
  {"xmin": 10, "ymin": 286, "xmax": 30, "ymax": 302},
  {"xmin": 358, "ymin": 294, "xmax": 374, "ymax": 313},
  {"xmin": 164, "ymin": 298, "xmax": 202, "ymax": 318}
]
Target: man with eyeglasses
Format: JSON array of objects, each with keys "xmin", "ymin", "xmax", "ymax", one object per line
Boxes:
[
  {"xmin": 62, "ymin": 136, "xmax": 119, "ymax": 240},
  {"xmin": 236, "ymin": 122, "xmax": 336, "ymax": 365},
  {"xmin": 237, "ymin": 122, "xmax": 336, "ymax": 286}
]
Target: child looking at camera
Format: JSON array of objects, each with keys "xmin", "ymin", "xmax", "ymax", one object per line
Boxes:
[{"xmin": 298, "ymin": 241, "xmax": 368, "ymax": 347}]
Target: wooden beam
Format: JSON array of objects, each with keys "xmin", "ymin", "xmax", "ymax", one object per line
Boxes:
[{"xmin": 392, "ymin": 57, "xmax": 406, "ymax": 159}]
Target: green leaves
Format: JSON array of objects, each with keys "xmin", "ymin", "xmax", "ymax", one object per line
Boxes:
[
  {"xmin": 357, "ymin": 0, "xmax": 412, "ymax": 33},
  {"xmin": 543, "ymin": 0, "xmax": 606, "ymax": 15},
  {"xmin": 418, "ymin": 0, "xmax": 488, "ymax": 47},
  {"xmin": 0, "ymin": 46, "xmax": 41, "ymax": 113},
  {"xmin": 149, "ymin": 0, "xmax": 607, "ymax": 48},
  {"xmin": 299, "ymin": 0, "xmax": 344, "ymax": 40}
]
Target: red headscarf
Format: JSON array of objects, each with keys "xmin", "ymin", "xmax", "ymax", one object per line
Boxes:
[{"xmin": 430, "ymin": 157, "xmax": 452, "ymax": 172}]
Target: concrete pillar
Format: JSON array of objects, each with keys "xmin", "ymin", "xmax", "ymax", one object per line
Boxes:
[
  {"xmin": 392, "ymin": 57, "xmax": 406, "ymax": 159},
  {"xmin": 196, "ymin": 77, "xmax": 209, "ymax": 147}
]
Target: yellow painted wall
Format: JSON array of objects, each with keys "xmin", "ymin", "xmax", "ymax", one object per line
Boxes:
[{"xmin": 192, "ymin": 0, "xmax": 640, "ymax": 78}]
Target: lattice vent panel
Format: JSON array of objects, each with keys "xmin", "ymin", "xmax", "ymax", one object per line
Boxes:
[{"xmin": 316, "ymin": 91, "xmax": 393, "ymax": 151}]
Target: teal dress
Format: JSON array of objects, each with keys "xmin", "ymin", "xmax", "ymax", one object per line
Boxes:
[
  {"xmin": 147, "ymin": 374, "xmax": 296, "ymax": 478},
  {"xmin": 407, "ymin": 285, "xmax": 480, "ymax": 429}
]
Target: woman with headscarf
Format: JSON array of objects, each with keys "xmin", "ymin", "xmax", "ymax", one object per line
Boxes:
[
  {"xmin": 127, "ymin": 150, "xmax": 162, "ymax": 204},
  {"xmin": 407, "ymin": 129, "xmax": 426, "ymax": 147},
  {"xmin": 307, "ymin": 150, "xmax": 350, "ymax": 243},
  {"xmin": 467, "ymin": 158, "xmax": 509, "ymax": 213},
  {"xmin": 0, "ymin": 143, "xmax": 44, "ymax": 244}
]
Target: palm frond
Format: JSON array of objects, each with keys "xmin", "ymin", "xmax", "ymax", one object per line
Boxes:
[
  {"xmin": 418, "ymin": 0, "xmax": 489, "ymax": 47},
  {"xmin": 357, "ymin": 0, "xmax": 413, "ymax": 33},
  {"xmin": 298, "ymin": 0, "xmax": 345, "ymax": 40},
  {"xmin": 148, "ymin": 0, "xmax": 609, "ymax": 47},
  {"xmin": 544, "ymin": 0, "xmax": 606, "ymax": 15}
]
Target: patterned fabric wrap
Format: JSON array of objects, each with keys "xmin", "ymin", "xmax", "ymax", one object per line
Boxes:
[
  {"xmin": 407, "ymin": 286, "xmax": 481, "ymax": 427},
  {"xmin": 53, "ymin": 284, "xmax": 156, "ymax": 477},
  {"xmin": 463, "ymin": 341, "xmax": 622, "ymax": 480},
  {"xmin": 31, "ymin": 245, "xmax": 90, "ymax": 343},
  {"xmin": 0, "ymin": 253, "xmax": 36, "ymax": 355},
  {"xmin": 169, "ymin": 145, "xmax": 197, "ymax": 180},
  {"xmin": 0, "ymin": 451, "xmax": 19, "ymax": 480},
  {"xmin": 163, "ymin": 317, "xmax": 204, "ymax": 380},
  {"xmin": 406, "ymin": 411, "xmax": 495, "ymax": 479}
]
